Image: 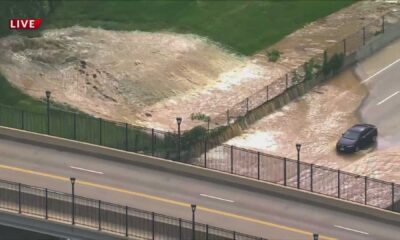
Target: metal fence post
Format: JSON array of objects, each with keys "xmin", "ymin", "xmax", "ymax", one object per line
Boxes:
[
  {"xmin": 206, "ymin": 224, "xmax": 209, "ymax": 240},
  {"xmin": 99, "ymin": 118, "xmax": 102, "ymax": 145},
  {"xmin": 392, "ymin": 183, "xmax": 395, "ymax": 211},
  {"xmin": 297, "ymin": 159, "xmax": 300, "ymax": 189},
  {"xmin": 337, "ymin": 170, "xmax": 341, "ymax": 199},
  {"xmin": 382, "ymin": 16, "xmax": 385, "ymax": 33},
  {"xmin": 18, "ymin": 183, "xmax": 21, "ymax": 214},
  {"xmin": 363, "ymin": 27, "xmax": 366, "ymax": 46},
  {"xmin": 125, "ymin": 206, "xmax": 128, "ymax": 237},
  {"xmin": 204, "ymin": 139, "xmax": 207, "ymax": 168},
  {"xmin": 226, "ymin": 110, "xmax": 230, "ymax": 126},
  {"xmin": 343, "ymin": 39, "xmax": 346, "ymax": 55},
  {"xmin": 179, "ymin": 218, "xmax": 182, "ymax": 240},
  {"xmin": 285, "ymin": 74, "xmax": 288, "ymax": 89},
  {"xmin": 73, "ymin": 112, "xmax": 77, "ymax": 140},
  {"xmin": 45, "ymin": 188, "xmax": 48, "ymax": 219},
  {"xmin": 230, "ymin": 146, "xmax": 234, "ymax": 174},
  {"xmin": 125, "ymin": 123, "xmax": 129, "ymax": 151},
  {"xmin": 134, "ymin": 134, "xmax": 138, "ymax": 152},
  {"xmin": 21, "ymin": 111, "xmax": 24, "ymax": 130},
  {"xmin": 365, "ymin": 176, "xmax": 368, "ymax": 205},
  {"xmin": 47, "ymin": 100, "xmax": 50, "ymax": 135},
  {"xmin": 151, "ymin": 128, "xmax": 155, "ymax": 156},
  {"xmin": 266, "ymin": 85, "xmax": 269, "ymax": 101},
  {"xmin": 152, "ymin": 212, "xmax": 155, "ymax": 240},
  {"xmin": 310, "ymin": 164, "xmax": 313, "ymax": 192},
  {"xmin": 257, "ymin": 152, "xmax": 260, "ymax": 180},
  {"xmin": 233, "ymin": 231, "xmax": 236, "ymax": 240},
  {"xmin": 98, "ymin": 200, "xmax": 101, "ymax": 231},
  {"xmin": 246, "ymin": 98, "xmax": 249, "ymax": 113},
  {"xmin": 283, "ymin": 158, "xmax": 287, "ymax": 186}
]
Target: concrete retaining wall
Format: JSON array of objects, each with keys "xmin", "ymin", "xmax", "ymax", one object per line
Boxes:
[{"xmin": 1, "ymin": 126, "xmax": 399, "ymax": 226}]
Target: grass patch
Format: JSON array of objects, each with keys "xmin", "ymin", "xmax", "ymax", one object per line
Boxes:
[
  {"xmin": 0, "ymin": 74, "xmax": 46, "ymax": 112},
  {"xmin": 267, "ymin": 49, "xmax": 282, "ymax": 62},
  {"xmin": 191, "ymin": 112, "xmax": 211, "ymax": 122},
  {"xmin": 0, "ymin": 0, "xmax": 354, "ymax": 111},
  {"xmin": 0, "ymin": 73, "xmax": 83, "ymax": 113},
  {"xmin": 44, "ymin": 0, "xmax": 355, "ymax": 55}
]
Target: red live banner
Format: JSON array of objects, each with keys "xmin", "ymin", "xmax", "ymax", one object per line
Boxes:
[{"xmin": 9, "ymin": 19, "xmax": 42, "ymax": 30}]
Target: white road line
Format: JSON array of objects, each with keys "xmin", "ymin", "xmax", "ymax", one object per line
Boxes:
[
  {"xmin": 361, "ymin": 58, "xmax": 400, "ymax": 83},
  {"xmin": 377, "ymin": 91, "xmax": 399, "ymax": 106},
  {"xmin": 334, "ymin": 225, "xmax": 369, "ymax": 235},
  {"xmin": 69, "ymin": 166, "xmax": 104, "ymax": 175},
  {"xmin": 200, "ymin": 194, "xmax": 234, "ymax": 203}
]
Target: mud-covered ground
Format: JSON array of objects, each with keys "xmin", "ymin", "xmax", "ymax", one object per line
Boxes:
[
  {"xmin": 0, "ymin": 1, "xmax": 395, "ymax": 131},
  {"xmin": 226, "ymin": 38, "xmax": 400, "ymax": 183}
]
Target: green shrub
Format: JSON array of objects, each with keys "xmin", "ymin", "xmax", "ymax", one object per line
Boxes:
[
  {"xmin": 190, "ymin": 112, "xmax": 210, "ymax": 122},
  {"xmin": 181, "ymin": 126, "xmax": 207, "ymax": 149},
  {"xmin": 322, "ymin": 51, "xmax": 345, "ymax": 76},
  {"xmin": 291, "ymin": 70, "xmax": 301, "ymax": 84},
  {"xmin": 329, "ymin": 53, "xmax": 345, "ymax": 74},
  {"xmin": 266, "ymin": 49, "xmax": 281, "ymax": 62},
  {"xmin": 303, "ymin": 57, "xmax": 321, "ymax": 81}
]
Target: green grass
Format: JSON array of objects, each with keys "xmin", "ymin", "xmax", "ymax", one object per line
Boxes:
[
  {"xmin": 0, "ymin": 74, "xmax": 47, "ymax": 112},
  {"xmin": 45, "ymin": 0, "xmax": 355, "ymax": 55},
  {"xmin": 0, "ymin": 0, "xmax": 354, "ymax": 112},
  {"xmin": 0, "ymin": 73, "xmax": 83, "ymax": 113}
]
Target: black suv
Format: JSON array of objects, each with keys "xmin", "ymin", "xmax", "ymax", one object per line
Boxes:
[{"xmin": 336, "ymin": 124, "xmax": 378, "ymax": 153}]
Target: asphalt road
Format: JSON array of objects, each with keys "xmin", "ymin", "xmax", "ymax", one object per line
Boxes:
[
  {"xmin": 0, "ymin": 224, "xmax": 63, "ymax": 240},
  {"xmin": 358, "ymin": 58, "xmax": 400, "ymax": 148},
  {"xmin": 0, "ymin": 137, "xmax": 399, "ymax": 240}
]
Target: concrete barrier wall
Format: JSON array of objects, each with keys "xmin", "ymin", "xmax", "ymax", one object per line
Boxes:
[
  {"xmin": 1, "ymin": 126, "xmax": 399, "ymax": 226},
  {"xmin": 0, "ymin": 209, "xmax": 127, "ymax": 240}
]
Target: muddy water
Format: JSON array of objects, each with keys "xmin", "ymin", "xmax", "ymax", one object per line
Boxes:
[
  {"xmin": 226, "ymin": 69, "xmax": 368, "ymax": 169},
  {"xmin": 345, "ymin": 38, "xmax": 400, "ymax": 182},
  {"xmin": 225, "ymin": 38, "xmax": 400, "ymax": 182}
]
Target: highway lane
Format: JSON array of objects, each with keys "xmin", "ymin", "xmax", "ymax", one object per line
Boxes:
[
  {"xmin": 0, "ymin": 137, "xmax": 399, "ymax": 240},
  {"xmin": 359, "ymin": 58, "xmax": 400, "ymax": 148}
]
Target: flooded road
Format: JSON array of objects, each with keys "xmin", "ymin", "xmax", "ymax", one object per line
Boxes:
[
  {"xmin": 356, "ymin": 41, "xmax": 400, "ymax": 149},
  {"xmin": 226, "ymin": 70, "xmax": 368, "ymax": 169},
  {"xmin": 225, "ymin": 38, "xmax": 400, "ymax": 182}
]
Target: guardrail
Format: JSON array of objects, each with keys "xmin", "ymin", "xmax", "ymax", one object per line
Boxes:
[{"xmin": 0, "ymin": 178, "xmax": 266, "ymax": 240}]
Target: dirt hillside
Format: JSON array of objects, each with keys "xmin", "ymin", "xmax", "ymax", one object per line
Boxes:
[{"xmin": 0, "ymin": 1, "xmax": 396, "ymax": 131}]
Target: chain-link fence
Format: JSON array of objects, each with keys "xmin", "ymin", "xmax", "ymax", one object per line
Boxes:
[
  {"xmin": 0, "ymin": 179, "xmax": 266, "ymax": 240},
  {"xmin": 208, "ymin": 10, "xmax": 400, "ymax": 127}
]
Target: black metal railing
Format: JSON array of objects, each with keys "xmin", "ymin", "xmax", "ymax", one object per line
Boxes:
[
  {"xmin": 188, "ymin": 143, "xmax": 400, "ymax": 212},
  {"xmin": 0, "ymin": 8, "xmax": 399, "ymax": 223},
  {"xmin": 0, "ymin": 179, "xmax": 266, "ymax": 240}
]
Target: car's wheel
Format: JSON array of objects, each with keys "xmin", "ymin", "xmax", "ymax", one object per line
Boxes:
[{"xmin": 355, "ymin": 146, "xmax": 360, "ymax": 152}]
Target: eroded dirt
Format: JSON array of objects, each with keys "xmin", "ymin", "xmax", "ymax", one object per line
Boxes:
[
  {"xmin": 0, "ymin": 1, "xmax": 396, "ymax": 131},
  {"xmin": 0, "ymin": 27, "xmax": 252, "ymax": 123}
]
